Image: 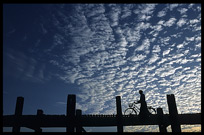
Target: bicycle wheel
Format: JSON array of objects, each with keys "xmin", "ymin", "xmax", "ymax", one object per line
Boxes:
[
  {"xmin": 124, "ymin": 108, "xmax": 137, "ymax": 115},
  {"xmin": 148, "ymin": 108, "xmax": 156, "ymax": 114}
]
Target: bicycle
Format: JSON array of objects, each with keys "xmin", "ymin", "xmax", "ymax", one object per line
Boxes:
[{"xmin": 124, "ymin": 102, "xmax": 156, "ymax": 115}]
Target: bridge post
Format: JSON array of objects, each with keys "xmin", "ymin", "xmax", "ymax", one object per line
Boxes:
[
  {"xmin": 12, "ymin": 97, "xmax": 24, "ymax": 132},
  {"xmin": 76, "ymin": 109, "xmax": 82, "ymax": 132},
  {"xmin": 167, "ymin": 94, "xmax": 181, "ymax": 132},
  {"xmin": 35, "ymin": 109, "xmax": 43, "ymax": 132},
  {"xmin": 116, "ymin": 96, "xmax": 123, "ymax": 132},
  {"xmin": 66, "ymin": 94, "xmax": 76, "ymax": 132},
  {"xmin": 157, "ymin": 108, "xmax": 167, "ymax": 132}
]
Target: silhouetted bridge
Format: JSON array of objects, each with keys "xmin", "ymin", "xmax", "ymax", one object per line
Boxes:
[{"xmin": 3, "ymin": 94, "xmax": 201, "ymax": 132}]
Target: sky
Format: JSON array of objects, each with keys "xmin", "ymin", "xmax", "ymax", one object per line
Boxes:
[{"xmin": 3, "ymin": 3, "xmax": 201, "ymax": 132}]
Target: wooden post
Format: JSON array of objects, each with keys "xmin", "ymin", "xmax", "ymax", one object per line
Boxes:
[
  {"xmin": 35, "ymin": 109, "xmax": 43, "ymax": 132},
  {"xmin": 157, "ymin": 108, "xmax": 167, "ymax": 132},
  {"xmin": 37, "ymin": 109, "xmax": 43, "ymax": 115},
  {"xmin": 12, "ymin": 97, "xmax": 24, "ymax": 132},
  {"xmin": 76, "ymin": 109, "xmax": 82, "ymax": 132},
  {"xmin": 116, "ymin": 96, "xmax": 123, "ymax": 132},
  {"xmin": 167, "ymin": 94, "xmax": 181, "ymax": 132},
  {"xmin": 66, "ymin": 94, "xmax": 76, "ymax": 132}
]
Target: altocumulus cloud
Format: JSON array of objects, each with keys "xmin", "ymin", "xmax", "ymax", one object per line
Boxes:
[{"xmin": 36, "ymin": 4, "xmax": 200, "ymax": 132}]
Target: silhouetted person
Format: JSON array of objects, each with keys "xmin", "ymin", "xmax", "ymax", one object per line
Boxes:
[{"xmin": 135, "ymin": 90, "xmax": 150, "ymax": 121}]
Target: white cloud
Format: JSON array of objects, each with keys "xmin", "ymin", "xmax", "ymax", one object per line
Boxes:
[
  {"xmin": 135, "ymin": 38, "xmax": 150, "ymax": 54},
  {"xmin": 177, "ymin": 7, "xmax": 188, "ymax": 14},
  {"xmin": 85, "ymin": 4, "xmax": 105, "ymax": 18},
  {"xmin": 130, "ymin": 54, "xmax": 146, "ymax": 62},
  {"xmin": 189, "ymin": 19, "xmax": 199, "ymax": 24},
  {"xmin": 148, "ymin": 54, "xmax": 159, "ymax": 64},
  {"xmin": 121, "ymin": 4, "xmax": 133, "ymax": 19},
  {"xmin": 108, "ymin": 4, "xmax": 121, "ymax": 27},
  {"xmin": 152, "ymin": 45, "xmax": 161, "ymax": 53},
  {"xmin": 157, "ymin": 10, "xmax": 166, "ymax": 17},
  {"xmin": 140, "ymin": 4, "xmax": 157, "ymax": 14},
  {"xmin": 133, "ymin": 4, "xmax": 157, "ymax": 21},
  {"xmin": 164, "ymin": 17, "xmax": 177, "ymax": 27},
  {"xmin": 157, "ymin": 20, "xmax": 165, "ymax": 25},
  {"xmin": 151, "ymin": 24, "xmax": 163, "ymax": 32},
  {"xmin": 177, "ymin": 43, "xmax": 184, "ymax": 49},
  {"xmin": 169, "ymin": 4, "xmax": 179, "ymax": 11},
  {"xmin": 186, "ymin": 36, "xmax": 195, "ymax": 41},
  {"xmin": 125, "ymin": 28, "xmax": 141, "ymax": 42},
  {"xmin": 137, "ymin": 22, "xmax": 151, "ymax": 30},
  {"xmin": 163, "ymin": 49, "xmax": 171, "ymax": 56},
  {"xmin": 177, "ymin": 18, "xmax": 187, "ymax": 27}
]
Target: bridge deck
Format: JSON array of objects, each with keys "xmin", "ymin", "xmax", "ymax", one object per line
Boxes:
[{"xmin": 3, "ymin": 113, "xmax": 201, "ymax": 128}]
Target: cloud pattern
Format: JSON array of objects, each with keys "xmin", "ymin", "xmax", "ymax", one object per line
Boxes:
[
  {"xmin": 46, "ymin": 4, "xmax": 201, "ymax": 131},
  {"xmin": 5, "ymin": 4, "xmax": 201, "ymax": 132}
]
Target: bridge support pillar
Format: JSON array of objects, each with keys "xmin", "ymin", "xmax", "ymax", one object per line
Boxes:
[
  {"xmin": 35, "ymin": 109, "xmax": 43, "ymax": 132},
  {"xmin": 76, "ymin": 109, "xmax": 82, "ymax": 132},
  {"xmin": 66, "ymin": 94, "xmax": 76, "ymax": 132},
  {"xmin": 116, "ymin": 96, "xmax": 123, "ymax": 132},
  {"xmin": 167, "ymin": 94, "xmax": 181, "ymax": 132},
  {"xmin": 157, "ymin": 108, "xmax": 167, "ymax": 132},
  {"xmin": 12, "ymin": 97, "xmax": 24, "ymax": 132}
]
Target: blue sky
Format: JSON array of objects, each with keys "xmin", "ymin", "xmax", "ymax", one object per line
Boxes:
[{"xmin": 3, "ymin": 4, "xmax": 201, "ymax": 132}]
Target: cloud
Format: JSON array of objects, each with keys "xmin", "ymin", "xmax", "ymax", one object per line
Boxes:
[
  {"xmin": 108, "ymin": 4, "xmax": 121, "ymax": 27},
  {"xmin": 85, "ymin": 4, "xmax": 105, "ymax": 18},
  {"xmin": 4, "ymin": 49, "xmax": 50, "ymax": 83},
  {"xmin": 163, "ymin": 49, "xmax": 171, "ymax": 56},
  {"xmin": 129, "ymin": 54, "xmax": 146, "ymax": 62},
  {"xmin": 157, "ymin": 10, "xmax": 166, "ymax": 17},
  {"xmin": 137, "ymin": 22, "xmax": 151, "ymax": 30},
  {"xmin": 181, "ymin": 125, "xmax": 201, "ymax": 132},
  {"xmin": 177, "ymin": 7, "xmax": 188, "ymax": 14},
  {"xmin": 177, "ymin": 18, "xmax": 187, "ymax": 27},
  {"xmin": 169, "ymin": 4, "xmax": 179, "ymax": 11},
  {"xmin": 40, "ymin": 4, "xmax": 201, "ymax": 132},
  {"xmin": 177, "ymin": 43, "xmax": 184, "ymax": 49},
  {"xmin": 133, "ymin": 4, "xmax": 157, "ymax": 21},
  {"xmin": 189, "ymin": 19, "xmax": 199, "ymax": 24},
  {"xmin": 135, "ymin": 38, "xmax": 150, "ymax": 54},
  {"xmin": 121, "ymin": 4, "xmax": 133, "ymax": 19},
  {"xmin": 148, "ymin": 54, "xmax": 159, "ymax": 64},
  {"xmin": 40, "ymin": 23, "xmax": 47, "ymax": 34},
  {"xmin": 164, "ymin": 17, "xmax": 177, "ymax": 27},
  {"xmin": 152, "ymin": 45, "xmax": 161, "ymax": 53}
]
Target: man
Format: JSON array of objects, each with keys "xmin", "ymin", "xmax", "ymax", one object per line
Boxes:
[{"xmin": 135, "ymin": 90, "xmax": 150, "ymax": 119}]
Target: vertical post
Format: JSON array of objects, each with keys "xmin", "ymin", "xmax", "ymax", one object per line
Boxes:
[
  {"xmin": 116, "ymin": 96, "xmax": 123, "ymax": 133},
  {"xmin": 76, "ymin": 109, "xmax": 82, "ymax": 132},
  {"xmin": 35, "ymin": 109, "xmax": 43, "ymax": 132},
  {"xmin": 157, "ymin": 108, "xmax": 167, "ymax": 132},
  {"xmin": 167, "ymin": 94, "xmax": 181, "ymax": 132},
  {"xmin": 66, "ymin": 94, "xmax": 76, "ymax": 132},
  {"xmin": 12, "ymin": 97, "xmax": 24, "ymax": 132},
  {"xmin": 37, "ymin": 109, "xmax": 43, "ymax": 115}
]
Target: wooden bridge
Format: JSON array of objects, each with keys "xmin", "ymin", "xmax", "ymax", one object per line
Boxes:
[{"xmin": 3, "ymin": 94, "xmax": 201, "ymax": 132}]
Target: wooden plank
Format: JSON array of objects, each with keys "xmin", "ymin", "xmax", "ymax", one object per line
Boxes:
[
  {"xmin": 178, "ymin": 113, "xmax": 201, "ymax": 125},
  {"xmin": 3, "ymin": 113, "xmax": 201, "ymax": 128}
]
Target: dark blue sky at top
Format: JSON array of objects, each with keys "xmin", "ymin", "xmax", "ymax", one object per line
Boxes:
[{"xmin": 3, "ymin": 4, "xmax": 201, "ymax": 132}]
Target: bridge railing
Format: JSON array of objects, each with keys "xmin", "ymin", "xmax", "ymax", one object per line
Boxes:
[{"xmin": 3, "ymin": 94, "xmax": 201, "ymax": 133}]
